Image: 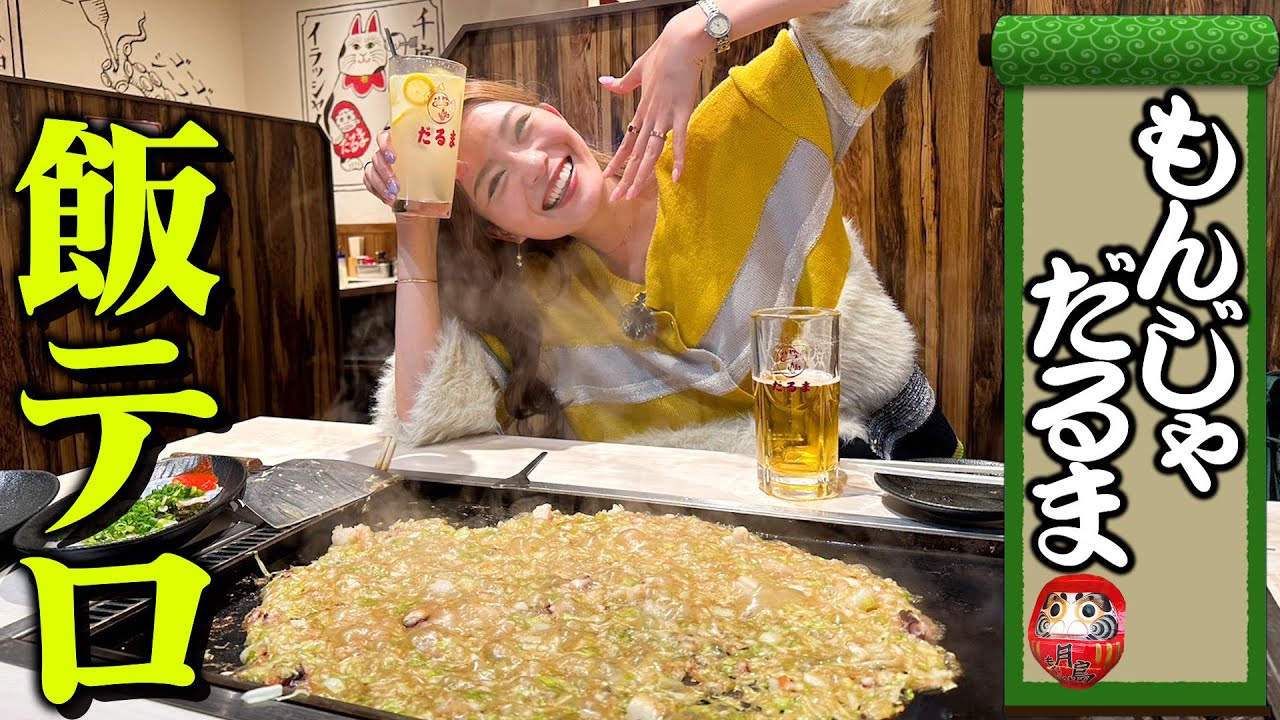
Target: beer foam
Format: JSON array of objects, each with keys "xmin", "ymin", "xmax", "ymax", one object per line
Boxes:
[{"xmin": 754, "ymin": 369, "xmax": 839, "ymax": 386}]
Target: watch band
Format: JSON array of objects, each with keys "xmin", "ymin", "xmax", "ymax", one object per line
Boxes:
[{"xmin": 695, "ymin": 0, "xmax": 732, "ymax": 54}]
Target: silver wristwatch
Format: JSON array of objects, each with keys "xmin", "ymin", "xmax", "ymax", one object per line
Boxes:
[{"xmin": 695, "ymin": 0, "xmax": 732, "ymax": 54}]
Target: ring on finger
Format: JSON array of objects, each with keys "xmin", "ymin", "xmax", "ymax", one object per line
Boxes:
[
  {"xmin": 364, "ymin": 160, "xmax": 373, "ymax": 172},
  {"xmin": 626, "ymin": 124, "xmax": 639, "ymax": 134},
  {"xmin": 649, "ymin": 129, "xmax": 667, "ymax": 140}
]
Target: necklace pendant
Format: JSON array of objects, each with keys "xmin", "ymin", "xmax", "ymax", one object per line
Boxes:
[{"xmin": 621, "ymin": 291, "xmax": 656, "ymax": 341}]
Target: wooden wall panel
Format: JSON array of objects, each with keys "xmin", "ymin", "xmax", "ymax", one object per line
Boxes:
[
  {"xmin": 444, "ymin": 0, "xmax": 1280, "ymax": 461},
  {"xmin": 0, "ymin": 76, "xmax": 341, "ymax": 474}
]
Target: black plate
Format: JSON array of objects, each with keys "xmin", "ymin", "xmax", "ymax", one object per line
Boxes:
[
  {"xmin": 874, "ymin": 458, "xmax": 1004, "ymax": 525},
  {"xmin": 0, "ymin": 470, "xmax": 59, "ymax": 550},
  {"xmin": 12, "ymin": 455, "xmax": 247, "ymax": 563}
]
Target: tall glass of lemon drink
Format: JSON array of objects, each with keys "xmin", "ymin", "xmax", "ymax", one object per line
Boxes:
[
  {"xmin": 387, "ymin": 55, "xmax": 466, "ymax": 218},
  {"xmin": 751, "ymin": 307, "xmax": 844, "ymax": 500}
]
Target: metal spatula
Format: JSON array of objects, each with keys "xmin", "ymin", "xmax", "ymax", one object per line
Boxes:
[{"xmin": 239, "ymin": 459, "xmax": 400, "ymax": 530}]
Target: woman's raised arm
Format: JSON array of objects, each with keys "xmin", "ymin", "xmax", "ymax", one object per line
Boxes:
[
  {"xmin": 390, "ymin": 215, "xmax": 444, "ymax": 424},
  {"xmin": 601, "ymin": 0, "xmax": 846, "ymax": 199},
  {"xmin": 363, "ymin": 132, "xmax": 500, "ymax": 446},
  {"xmin": 363, "ymin": 130, "xmax": 446, "ymax": 423}
]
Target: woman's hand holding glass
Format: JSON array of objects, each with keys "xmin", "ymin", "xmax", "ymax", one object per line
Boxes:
[
  {"xmin": 363, "ymin": 130, "xmax": 469, "ymax": 216},
  {"xmin": 363, "ymin": 130, "xmax": 401, "ymax": 207},
  {"xmin": 601, "ymin": 9, "xmax": 713, "ymax": 201}
]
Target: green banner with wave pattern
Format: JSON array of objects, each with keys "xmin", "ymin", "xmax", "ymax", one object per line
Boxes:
[{"xmin": 992, "ymin": 15, "xmax": 1278, "ymax": 86}]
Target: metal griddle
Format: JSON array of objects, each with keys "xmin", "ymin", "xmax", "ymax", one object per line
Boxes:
[{"xmin": 0, "ymin": 462, "xmax": 1005, "ymax": 720}]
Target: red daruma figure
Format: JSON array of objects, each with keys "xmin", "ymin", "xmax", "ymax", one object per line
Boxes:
[
  {"xmin": 1027, "ymin": 574, "xmax": 1125, "ymax": 689},
  {"xmin": 331, "ymin": 100, "xmax": 372, "ymax": 170}
]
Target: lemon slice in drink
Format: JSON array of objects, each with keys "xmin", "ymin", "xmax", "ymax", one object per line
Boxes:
[
  {"xmin": 390, "ymin": 104, "xmax": 415, "ymax": 126},
  {"xmin": 402, "ymin": 73, "xmax": 435, "ymax": 106}
]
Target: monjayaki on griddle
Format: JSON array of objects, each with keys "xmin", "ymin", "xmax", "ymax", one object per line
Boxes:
[{"xmin": 236, "ymin": 504, "xmax": 959, "ymax": 719}]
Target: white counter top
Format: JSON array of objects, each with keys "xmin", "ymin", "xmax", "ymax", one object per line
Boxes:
[{"xmin": 0, "ymin": 416, "xmax": 986, "ymax": 718}]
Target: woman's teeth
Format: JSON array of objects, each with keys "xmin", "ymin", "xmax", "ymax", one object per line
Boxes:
[{"xmin": 544, "ymin": 158, "xmax": 574, "ymax": 210}]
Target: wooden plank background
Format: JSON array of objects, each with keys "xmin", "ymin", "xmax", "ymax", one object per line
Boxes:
[
  {"xmin": 0, "ymin": 76, "xmax": 342, "ymax": 475},
  {"xmin": 447, "ymin": 0, "xmax": 1280, "ymax": 461}
]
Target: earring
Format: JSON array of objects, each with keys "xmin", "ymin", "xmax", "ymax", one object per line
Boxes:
[{"xmin": 516, "ymin": 243, "xmax": 524, "ymax": 269}]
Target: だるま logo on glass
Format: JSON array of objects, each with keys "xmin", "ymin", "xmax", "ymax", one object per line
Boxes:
[{"xmin": 771, "ymin": 342, "xmax": 809, "ymax": 378}]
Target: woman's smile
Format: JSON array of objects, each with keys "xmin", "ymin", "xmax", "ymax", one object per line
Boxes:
[{"xmin": 543, "ymin": 156, "xmax": 575, "ymax": 211}]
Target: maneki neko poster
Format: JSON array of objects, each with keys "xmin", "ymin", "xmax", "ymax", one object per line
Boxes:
[{"xmin": 296, "ymin": 0, "xmax": 445, "ymax": 221}]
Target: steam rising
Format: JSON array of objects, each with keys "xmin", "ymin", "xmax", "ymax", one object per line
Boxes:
[{"xmin": 325, "ymin": 297, "xmax": 395, "ymax": 424}]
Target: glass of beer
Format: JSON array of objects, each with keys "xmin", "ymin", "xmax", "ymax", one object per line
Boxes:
[
  {"xmin": 752, "ymin": 307, "xmax": 843, "ymax": 500},
  {"xmin": 387, "ymin": 55, "xmax": 466, "ymax": 218}
]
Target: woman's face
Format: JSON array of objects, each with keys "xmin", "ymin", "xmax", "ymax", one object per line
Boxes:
[{"xmin": 457, "ymin": 101, "xmax": 604, "ymax": 241}]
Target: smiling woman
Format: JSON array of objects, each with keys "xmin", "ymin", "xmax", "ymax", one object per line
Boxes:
[
  {"xmin": 364, "ymin": 0, "xmax": 962, "ymax": 461},
  {"xmin": 461, "ymin": 99, "xmax": 615, "ymax": 246}
]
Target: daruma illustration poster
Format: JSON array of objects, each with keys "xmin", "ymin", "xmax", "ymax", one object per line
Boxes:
[
  {"xmin": 1000, "ymin": 15, "xmax": 1275, "ymax": 712},
  {"xmin": 296, "ymin": 0, "xmax": 446, "ymax": 220}
]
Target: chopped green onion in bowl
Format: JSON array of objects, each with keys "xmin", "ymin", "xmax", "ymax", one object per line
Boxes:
[{"xmin": 77, "ymin": 479, "xmax": 217, "ymax": 547}]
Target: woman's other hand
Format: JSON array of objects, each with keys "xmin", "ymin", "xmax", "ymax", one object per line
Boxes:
[
  {"xmin": 601, "ymin": 9, "xmax": 712, "ymax": 201},
  {"xmin": 364, "ymin": 129, "xmax": 400, "ymax": 206}
]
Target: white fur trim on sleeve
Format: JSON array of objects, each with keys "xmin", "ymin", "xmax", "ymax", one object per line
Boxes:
[
  {"xmin": 790, "ymin": 0, "xmax": 938, "ymax": 76},
  {"xmin": 619, "ymin": 415, "xmax": 756, "ymax": 456},
  {"xmin": 834, "ymin": 219, "xmax": 920, "ymax": 442},
  {"xmin": 370, "ymin": 317, "xmax": 502, "ymax": 446}
]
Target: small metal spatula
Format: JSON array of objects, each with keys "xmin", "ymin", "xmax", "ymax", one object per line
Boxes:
[{"xmin": 240, "ymin": 459, "xmax": 400, "ymax": 530}]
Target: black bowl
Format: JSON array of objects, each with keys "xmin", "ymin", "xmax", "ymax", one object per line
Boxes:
[
  {"xmin": 13, "ymin": 455, "xmax": 247, "ymax": 564},
  {"xmin": 873, "ymin": 458, "xmax": 1004, "ymax": 525},
  {"xmin": 0, "ymin": 470, "xmax": 60, "ymax": 551}
]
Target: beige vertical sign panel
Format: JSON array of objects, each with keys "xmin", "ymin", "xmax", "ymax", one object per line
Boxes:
[{"xmin": 1021, "ymin": 85, "xmax": 1248, "ymax": 682}]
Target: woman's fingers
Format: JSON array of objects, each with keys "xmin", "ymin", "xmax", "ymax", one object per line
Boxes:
[
  {"xmin": 602, "ymin": 17, "xmax": 701, "ymax": 191},
  {"xmin": 368, "ymin": 129, "xmax": 399, "ymax": 204},
  {"xmin": 372, "ymin": 156, "xmax": 398, "ymax": 204},
  {"xmin": 600, "ymin": 50, "xmax": 647, "ymax": 95},
  {"xmin": 626, "ymin": 125, "xmax": 669, "ymax": 200},
  {"xmin": 670, "ymin": 105, "xmax": 692, "ymax": 184},
  {"xmin": 616, "ymin": 104, "xmax": 679, "ymax": 200},
  {"xmin": 610, "ymin": 128, "xmax": 646, "ymax": 202},
  {"xmin": 376, "ymin": 129, "xmax": 396, "ymax": 163},
  {"xmin": 364, "ymin": 160, "xmax": 394, "ymax": 205},
  {"xmin": 614, "ymin": 113, "xmax": 662, "ymax": 202},
  {"xmin": 608, "ymin": 98, "xmax": 653, "ymax": 196},
  {"xmin": 604, "ymin": 120, "xmax": 639, "ymax": 180},
  {"xmin": 602, "ymin": 54, "xmax": 650, "ymax": 180},
  {"xmin": 607, "ymin": 91, "xmax": 652, "ymax": 179},
  {"xmin": 600, "ymin": 69, "xmax": 641, "ymax": 95}
]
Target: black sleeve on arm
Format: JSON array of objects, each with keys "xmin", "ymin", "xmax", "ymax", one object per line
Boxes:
[{"xmin": 861, "ymin": 367, "xmax": 962, "ymax": 460}]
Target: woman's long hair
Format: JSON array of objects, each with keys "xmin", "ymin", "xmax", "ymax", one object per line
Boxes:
[{"xmin": 439, "ymin": 80, "xmax": 613, "ymax": 438}]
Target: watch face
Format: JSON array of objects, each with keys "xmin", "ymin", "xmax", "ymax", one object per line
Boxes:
[{"xmin": 709, "ymin": 14, "xmax": 730, "ymax": 37}]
